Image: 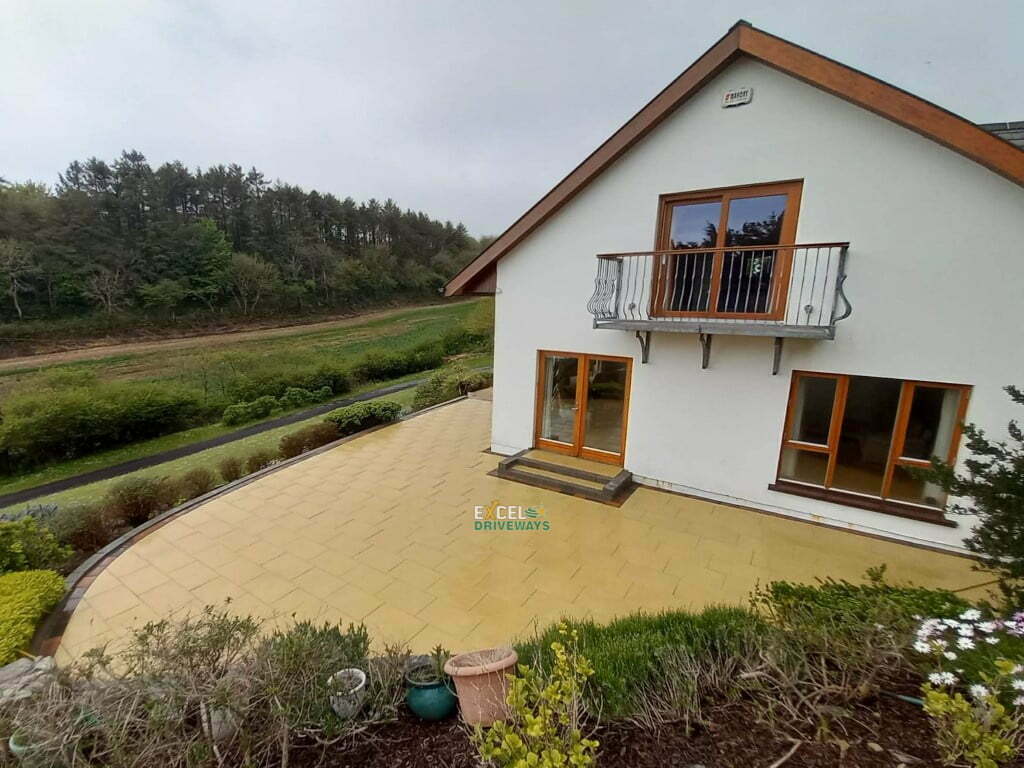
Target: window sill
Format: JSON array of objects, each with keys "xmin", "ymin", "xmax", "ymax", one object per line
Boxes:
[{"xmin": 767, "ymin": 481, "xmax": 957, "ymax": 528}]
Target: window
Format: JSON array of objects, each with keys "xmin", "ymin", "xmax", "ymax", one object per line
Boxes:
[
  {"xmin": 654, "ymin": 180, "xmax": 802, "ymax": 318},
  {"xmin": 773, "ymin": 372, "xmax": 971, "ymax": 522}
]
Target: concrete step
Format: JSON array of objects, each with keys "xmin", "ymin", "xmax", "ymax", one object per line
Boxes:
[{"xmin": 495, "ymin": 451, "xmax": 634, "ymax": 504}]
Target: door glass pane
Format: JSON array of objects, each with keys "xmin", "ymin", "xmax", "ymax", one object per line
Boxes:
[
  {"xmin": 540, "ymin": 356, "xmax": 578, "ymax": 445},
  {"xmin": 831, "ymin": 376, "xmax": 902, "ymax": 496},
  {"xmin": 779, "ymin": 446, "xmax": 827, "ymax": 485},
  {"xmin": 718, "ymin": 194, "xmax": 788, "ymax": 314},
  {"xmin": 664, "ymin": 201, "xmax": 720, "ymax": 312},
  {"xmin": 582, "ymin": 359, "xmax": 628, "ymax": 454},
  {"xmin": 901, "ymin": 386, "xmax": 961, "ymax": 461},
  {"xmin": 789, "ymin": 376, "xmax": 836, "ymax": 445},
  {"xmin": 888, "ymin": 464, "xmax": 948, "ymax": 508}
]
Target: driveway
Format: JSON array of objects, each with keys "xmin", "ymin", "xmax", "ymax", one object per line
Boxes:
[{"xmin": 57, "ymin": 394, "xmax": 984, "ymax": 662}]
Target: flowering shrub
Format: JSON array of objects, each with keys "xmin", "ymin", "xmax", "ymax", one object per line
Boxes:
[
  {"xmin": 474, "ymin": 625, "xmax": 599, "ymax": 768},
  {"xmin": 914, "ymin": 609, "xmax": 1024, "ymax": 767}
]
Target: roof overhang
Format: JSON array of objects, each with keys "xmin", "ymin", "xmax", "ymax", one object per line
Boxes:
[{"xmin": 445, "ymin": 20, "xmax": 1024, "ymax": 296}]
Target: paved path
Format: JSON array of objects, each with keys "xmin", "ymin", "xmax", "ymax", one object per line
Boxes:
[
  {"xmin": 57, "ymin": 397, "xmax": 986, "ymax": 662},
  {"xmin": 0, "ymin": 379, "xmax": 425, "ymax": 509}
]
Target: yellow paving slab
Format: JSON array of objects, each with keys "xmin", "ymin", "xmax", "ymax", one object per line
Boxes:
[{"xmin": 58, "ymin": 396, "xmax": 989, "ymax": 665}]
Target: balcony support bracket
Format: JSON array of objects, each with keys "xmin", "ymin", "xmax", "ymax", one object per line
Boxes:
[
  {"xmin": 635, "ymin": 331, "xmax": 651, "ymax": 364},
  {"xmin": 699, "ymin": 333, "xmax": 712, "ymax": 370},
  {"xmin": 772, "ymin": 337, "xmax": 783, "ymax": 376}
]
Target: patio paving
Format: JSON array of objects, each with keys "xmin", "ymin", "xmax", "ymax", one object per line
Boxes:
[{"xmin": 58, "ymin": 393, "xmax": 986, "ymax": 663}]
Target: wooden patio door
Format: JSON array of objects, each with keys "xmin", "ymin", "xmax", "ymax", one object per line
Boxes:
[{"xmin": 534, "ymin": 351, "xmax": 632, "ymax": 465}]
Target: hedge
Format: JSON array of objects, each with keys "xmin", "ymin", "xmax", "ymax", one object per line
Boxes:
[
  {"xmin": 222, "ymin": 395, "xmax": 280, "ymax": 426},
  {"xmin": 349, "ymin": 342, "xmax": 444, "ymax": 383},
  {"xmin": 411, "ymin": 365, "xmax": 493, "ymax": 410},
  {"xmin": 324, "ymin": 400, "xmax": 403, "ymax": 436},
  {"xmin": 0, "ymin": 382, "xmax": 204, "ymax": 471},
  {"xmin": 0, "ymin": 570, "xmax": 65, "ymax": 664}
]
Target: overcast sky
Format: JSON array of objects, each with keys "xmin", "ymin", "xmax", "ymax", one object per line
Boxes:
[{"xmin": 3, "ymin": 0, "xmax": 1022, "ymax": 236}]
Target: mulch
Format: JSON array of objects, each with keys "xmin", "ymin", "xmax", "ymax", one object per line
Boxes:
[{"xmin": 288, "ymin": 686, "xmax": 1021, "ymax": 768}]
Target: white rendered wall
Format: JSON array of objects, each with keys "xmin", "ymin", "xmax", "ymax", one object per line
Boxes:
[{"xmin": 490, "ymin": 57, "xmax": 1024, "ymax": 551}]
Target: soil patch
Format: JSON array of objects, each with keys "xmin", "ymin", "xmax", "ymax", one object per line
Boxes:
[{"xmin": 287, "ymin": 689, "xmax": 1021, "ymax": 768}]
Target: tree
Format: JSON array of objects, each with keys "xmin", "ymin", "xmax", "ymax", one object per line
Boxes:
[
  {"xmin": 84, "ymin": 266, "xmax": 129, "ymax": 314},
  {"xmin": 0, "ymin": 238, "xmax": 37, "ymax": 319},
  {"xmin": 138, "ymin": 278, "xmax": 187, "ymax": 316},
  {"xmin": 226, "ymin": 253, "xmax": 278, "ymax": 315},
  {"xmin": 926, "ymin": 385, "xmax": 1024, "ymax": 609}
]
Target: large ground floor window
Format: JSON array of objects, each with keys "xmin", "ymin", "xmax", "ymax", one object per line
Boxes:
[{"xmin": 771, "ymin": 371, "xmax": 971, "ymax": 524}]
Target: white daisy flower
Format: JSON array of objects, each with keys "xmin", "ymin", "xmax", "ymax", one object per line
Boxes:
[
  {"xmin": 969, "ymin": 684, "xmax": 989, "ymax": 699},
  {"xmin": 1012, "ymin": 679, "xmax": 1024, "ymax": 691},
  {"xmin": 930, "ymin": 672, "xmax": 957, "ymax": 686},
  {"xmin": 1014, "ymin": 696, "xmax": 1024, "ymax": 707},
  {"xmin": 944, "ymin": 651, "xmax": 958, "ymax": 660},
  {"xmin": 957, "ymin": 625, "xmax": 975, "ymax": 637},
  {"xmin": 977, "ymin": 621, "xmax": 998, "ymax": 634},
  {"xmin": 913, "ymin": 640, "xmax": 931, "ymax": 654},
  {"xmin": 960, "ymin": 609, "xmax": 982, "ymax": 621},
  {"xmin": 985, "ymin": 636, "xmax": 1000, "ymax": 645},
  {"xmin": 956, "ymin": 637, "xmax": 975, "ymax": 650}
]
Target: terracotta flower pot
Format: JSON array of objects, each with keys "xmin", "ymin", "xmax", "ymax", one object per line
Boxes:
[{"xmin": 443, "ymin": 647, "xmax": 518, "ymax": 726}]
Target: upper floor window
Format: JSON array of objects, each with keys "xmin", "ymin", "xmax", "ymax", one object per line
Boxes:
[
  {"xmin": 654, "ymin": 180, "xmax": 803, "ymax": 318},
  {"xmin": 773, "ymin": 372, "xmax": 971, "ymax": 522}
]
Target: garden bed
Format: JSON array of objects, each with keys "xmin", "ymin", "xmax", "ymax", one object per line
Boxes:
[{"xmin": 289, "ymin": 688, "xmax": 957, "ymax": 768}]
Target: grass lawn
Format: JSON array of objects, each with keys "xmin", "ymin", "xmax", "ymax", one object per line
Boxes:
[
  {"xmin": 0, "ymin": 351, "xmax": 491, "ymax": 507},
  {"xmin": 0, "ymin": 300, "xmax": 484, "ymax": 397},
  {"xmin": 1, "ymin": 386, "xmax": 423, "ymax": 513}
]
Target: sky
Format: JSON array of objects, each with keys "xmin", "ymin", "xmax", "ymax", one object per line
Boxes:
[{"xmin": 3, "ymin": 0, "xmax": 1022, "ymax": 237}]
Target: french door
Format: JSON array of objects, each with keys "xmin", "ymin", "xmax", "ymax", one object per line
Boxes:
[
  {"xmin": 652, "ymin": 180, "xmax": 802, "ymax": 319},
  {"xmin": 533, "ymin": 351, "xmax": 632, "ymax": 465}
]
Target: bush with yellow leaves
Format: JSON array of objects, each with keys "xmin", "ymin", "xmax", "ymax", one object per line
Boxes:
[{"xmin": 473, "ymin": 625, "xmax": 599, "ymax": 768}]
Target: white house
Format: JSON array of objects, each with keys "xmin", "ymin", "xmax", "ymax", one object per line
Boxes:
[{"xmin": 446, "ymin": 21, "xmax": 1024, "ymax": 552}]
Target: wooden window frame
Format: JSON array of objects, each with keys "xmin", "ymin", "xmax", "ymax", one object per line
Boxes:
[
  {"xmin": 533, "ymin": 350, "xmax": 632, "ymax": 466},
  {"xmin": 770, "ymin": 371, "xmax": 971, "ymax": 526},
  {"xmin": 652, "ymin": 179, "xmax": 803, "ymax": 321}
]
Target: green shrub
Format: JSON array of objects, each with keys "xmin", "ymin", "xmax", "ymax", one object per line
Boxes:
[
  {"xmin": 103, "ymin": 477, "xmax": 179, "ymax": 527},
  {"xmin": 750, "ymin": 567, "xmax": 974, "ymax": 726},
  {"xmin": 47, "ymin": 502, "xmax": 124, "ymax": 553},
  {"xmin": 411, "ymin": 364, "xmax": 493, "ymax": 410},
  {"xmin": 278, "ymin": 387, "xmax": 315, "ymax": 410},
  {"xmin": 0, "ymin": 570, "xmax": 65, "ymax": 664},
  {"xmin": 324, "ymin": 400, "xmax": 402, "ymax": 436},
  {"xmin": 515, "ymin": 606, "xmax": 763, "ymax": 719},
  {"xmin": 924, "ymin": 385, "xmax": 1024, "ymax": 609},
  {"xmin": 217, "ymin": 455, "xmax": 245, "ymax": 483},
  {"xmin": 9, "ymin": 608, "xmax": 408, "ymax": 767},
  {"xmin": 178, "ymin": 467, "xmax": 218, "ymax": 500},
  {"xmin": 222, "ymin": 394, "xmax": 280, "ymax": 426},
  {"xmin": 754, "ymin": 566, "xmax": 969, "ymax": 640},
  {"xmin": 0, "ymin": 517, "xmax": 72, "ymax": 574},
  {"xmin": 349, "ymin": 341, "xmax": 444, "ymax": 383},
  {"xmin": 0, "ymin": 382, "xmax": 204, "ymax": 471},
  {"xmin": 245, "ymin": 449, "xmax": 278, "ymax": 474},
  {"xmin": 278, "ymin": 422, "xmax": 340, "ymax": 459}
]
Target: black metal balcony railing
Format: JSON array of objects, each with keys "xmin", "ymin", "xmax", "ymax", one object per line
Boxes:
[{"xmin": 587, "ymin": 242, "xmax": 851, "ymax": 339}]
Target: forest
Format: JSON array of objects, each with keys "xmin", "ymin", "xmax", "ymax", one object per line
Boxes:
[{"xmin": 0, "ymin": 151, "xmax": 484, "ymax": 331}]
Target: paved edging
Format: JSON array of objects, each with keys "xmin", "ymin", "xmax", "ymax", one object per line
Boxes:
[{"xmin": 30, "ymin": 394, "xmax": 473, "ymax": 659}]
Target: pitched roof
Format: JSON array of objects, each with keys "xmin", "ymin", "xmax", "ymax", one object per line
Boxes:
[{"xmin": 446, "ymin": 20, "xmax": 1024, "ymax": 296}]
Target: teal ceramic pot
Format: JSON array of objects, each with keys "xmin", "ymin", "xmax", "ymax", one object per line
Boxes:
[{"xmin": 405, "ymin": 679, "xmax": 457, "ymax": 721}]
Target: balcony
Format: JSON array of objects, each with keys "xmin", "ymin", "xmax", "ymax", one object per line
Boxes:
[{"xmin": 587, "ymin": 242, "xmax": 851, "ymax": 370}]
